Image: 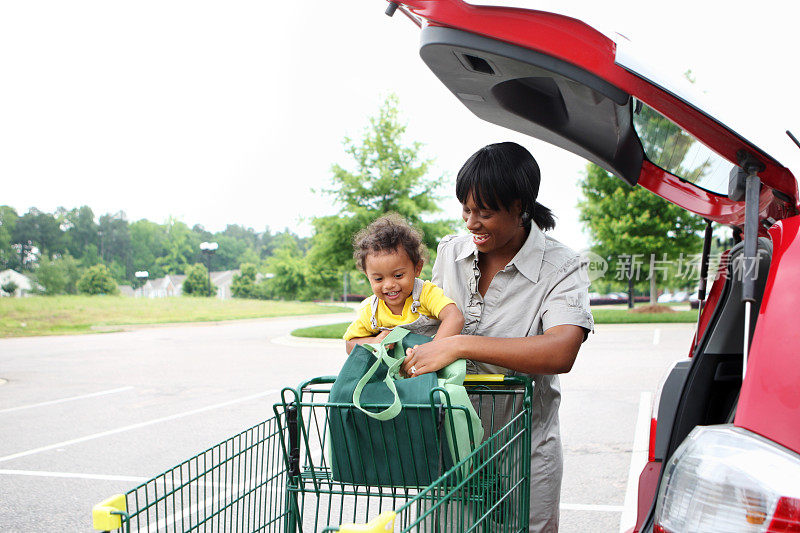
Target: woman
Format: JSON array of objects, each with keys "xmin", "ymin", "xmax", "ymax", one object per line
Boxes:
[{"xmin": 402, "ymin": 141, "xmax": 594, "ymax": 533}]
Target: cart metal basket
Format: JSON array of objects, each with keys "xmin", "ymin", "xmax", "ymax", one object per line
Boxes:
[{"xmin": 92, "ymin": 374, "xmax": 533, "ymax": 532}]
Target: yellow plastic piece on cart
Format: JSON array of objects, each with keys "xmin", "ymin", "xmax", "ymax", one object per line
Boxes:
[
  {"xmin": 92, "ymin": 493, "xmax": 126, "ymax": 531},
  {"xmin": 464, "ymin": 373, "xmax": 505, "ymax": 382},
  {"xmin": 338, "ymin": 511, "xmax": 396, "ymax": 532}
]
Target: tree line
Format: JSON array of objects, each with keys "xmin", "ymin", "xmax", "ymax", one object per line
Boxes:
[{"xmin": 0, "ymin": 203, "xmax": 309, "ymax": 296}]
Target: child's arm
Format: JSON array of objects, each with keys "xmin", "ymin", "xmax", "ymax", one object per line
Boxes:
[
  {"xmin": 343, "ymin": 297, "xmax": 388, "ymax": 353},
  {"xmin": 345, "ymin": 330, "xmax": 391, "ymax": 354},
  {"xmin": 434, "ymin": 303, "xmax": 464, "ymax": 339}
]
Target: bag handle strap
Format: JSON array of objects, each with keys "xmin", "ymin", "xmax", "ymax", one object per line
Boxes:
[{"xmin": 352, "ymin": 327, "xmax": 410, "ymax": 420}]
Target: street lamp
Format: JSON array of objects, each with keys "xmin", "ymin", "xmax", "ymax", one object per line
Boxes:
[
  {"xmin": 134, "ymin": 270, "xmax": 149, "ymax": 298},
  {"xmin": 199, "ymin": 242, "xmax": 218, "ymax": 294}
]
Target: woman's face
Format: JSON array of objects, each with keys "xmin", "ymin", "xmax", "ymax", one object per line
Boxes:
[{"xmin": 461, "ymin": 192, "xmax": 526, "ymax": 256}]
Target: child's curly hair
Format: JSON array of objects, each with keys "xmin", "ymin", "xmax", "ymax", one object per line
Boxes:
[{"xmin": 353, "ymin": 214, "xmax": 427, "ymax": 273}]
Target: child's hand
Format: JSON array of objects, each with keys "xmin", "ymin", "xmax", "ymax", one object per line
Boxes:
[{"xmin": 375, "ymin": 329, "xmax": 395, "ymax": 350}]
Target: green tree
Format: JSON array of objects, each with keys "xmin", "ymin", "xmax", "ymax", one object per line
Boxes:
[
  {"xmin": 220, "ymin": 224, "xmax": 260, "ymax": 250},
  {"xmin": 300, "ymin": 254, "xmax": 342, "ymax": 301},
  {"xmin": 308, "ymin": 94, "xmax": 454, "ymax": 272},
  {"xmin": 182, "ymin": 263, "xmax": 216, "ymax": 297},
  {"xmin": 0, "ymin": 206, "xmax": 19, "ymax": 270},
  {"xmin": 12, "ymin": 208, "xmax": 64, "ymax": 267},
  {"xmin": 98, "ymin": 212, "xmax": 131, "ymax": 279},
  {"xmin": 157, "ymin": 218, "xmax": 199, "ymax": 275},
  {"xmin": 212, "ymin": 235, "xmax": 250, "ymax": 271},
  {"xmin": 77, "ymin": 264, "xmax": 119, "ymax": 295},
  {"xmin": 264, "ymin": 234, "xmax": 307, "ymax": 300},
  {"xmin": 130, "ymin": 219, "xmax": 168, "ymax": 279},
  {"xmin": 259, "ymin": 226, "xmax": 277, "ymax": 259},
  {"xmin": 579, "ymin": 163, "xmax": 705, "ymax": 303},
  {"xmin": 35, "ymin": 254, "xmax": 82, "ymax": 294},
  {"xmin": 61, "ymin": 206, "xmax": 99, "ymax": 260},
  {"xmin": 191, "ymin": 224, "xmax": 213, "ymax": 243},
  {"xmin": 79, "ymin": 244, "xmax": 103, "ymax": 270},
  {"xmin": 231, "ymin": 263, "xmax": 259, "ymax": 299}
]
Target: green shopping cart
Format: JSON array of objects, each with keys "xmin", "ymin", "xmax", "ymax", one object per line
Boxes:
[{"xmin": 92, "ymin": 374, "xmax": 533, "ymax": 532}]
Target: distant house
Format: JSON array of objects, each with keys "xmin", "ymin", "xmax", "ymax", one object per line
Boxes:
[
  {"xmin": 118, "ymin": 285, "xmax": 135, "ymax": 297},
  {"xmin": 138, "ymin": 271, "xmax": 237, "ymax": 299},
  {"xmin": 140, "ymin": 274, "xmax": 185, "ymax": 298},
  {"xmin": 211, "ymin": 270, "xmax": 238, "ymax": 300},
  {"xmin": 170, "ymin": 275, "xmax": 187, "ymax": 296},
  {"xmin": 0, "ymin": 269, "xmax": 41, "ymax": 297}
]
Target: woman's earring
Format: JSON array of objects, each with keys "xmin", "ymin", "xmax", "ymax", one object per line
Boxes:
[{"xmin": 520, "ymin": 211, "xmax": 530, "ymax": 227}]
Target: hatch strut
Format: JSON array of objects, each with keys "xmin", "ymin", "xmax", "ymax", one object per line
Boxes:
[
  {"xmin": 728, "ymin": 150, "xmax": 765, "ymax": 380},
  {"xmin": 695, "ymin": 219, "xmax": 713, "ymax": 329}
]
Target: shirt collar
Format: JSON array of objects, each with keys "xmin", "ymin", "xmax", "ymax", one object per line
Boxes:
[
  {"xmin": 510, "ymin": 224, "xmax": 545, "ymax": 283},
  {"xmin": 454, "ymin": 225, "xmax": 545, "ymax": 283},
  {"xmin": 454, "ymin": 236, "xmax": 477, "ymax": 262}
]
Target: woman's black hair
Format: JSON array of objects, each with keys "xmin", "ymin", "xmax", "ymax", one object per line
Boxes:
[{"xmin": 455, "ymin": 141, "xmax": 555, "ymax": 231}]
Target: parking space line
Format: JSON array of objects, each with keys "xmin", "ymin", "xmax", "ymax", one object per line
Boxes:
[
  {"xmin": 619, "ymin": 392, "xmax": 652, "ymax": 532},
  {"xmin": 0, "ymin": 389, "xmax": 279, "ymax": 464},
  {"xmin": 0, "ymin": 467, "xmax": 625, "ymax": 515},
  {"xmin": 0, "ymin": 386, "xmax": 134, "ymax": 415},
  {"xmin": 0, "ymin": 468, "xmax": 148, "ymax": 482},
  {"xmin": 653, "ymin": 328, "xmax": 661, "ymax": 345}
]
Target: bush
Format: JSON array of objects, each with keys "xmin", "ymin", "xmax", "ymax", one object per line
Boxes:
[
  {"xmin": 182, "ymin": 263, "xmax": 216, "ymax": 297},
  {"xmin": 77, "ymin": 264, "xmax": 119, "ymax": 295},
  {"xmin": 1, "ymin": 280, "xmax": 18, "ymax": 296},
  {"xmin": 35, "ymin": 254, "xmax": 82, "ymax": 295},
  {"xmin": 231, "ymin": 263, "xmax": 258, "ymax": 299}
]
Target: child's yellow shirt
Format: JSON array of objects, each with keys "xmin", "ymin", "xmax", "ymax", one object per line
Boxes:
[{"xmin": 343, "ymin": 281, "xmax": 455, "ymax": 341}]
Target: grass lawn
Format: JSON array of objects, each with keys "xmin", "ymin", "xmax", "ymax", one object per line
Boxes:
[
  {"xmin": 0, "ymin": 296, "xmax": 351, "ymax": 338},
  {"xmin": 290, "ymin": 306, "xmax": 698, "ymax": 339},
  {"xmin": 591, "ymin": 308, "xmax": 697, "ymax": 324},
  {"xmin": 291, "ymin": 322, "xmax": 350, "ymax": 339}
]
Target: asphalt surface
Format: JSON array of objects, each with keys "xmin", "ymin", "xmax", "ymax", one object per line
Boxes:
[{"xmin": 0, "ymin": 313, "xmax": 692, "ymax": 532}]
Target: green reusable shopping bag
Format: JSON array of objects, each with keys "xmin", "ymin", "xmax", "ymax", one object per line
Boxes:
[{"xmin": 328, "ymin": 327, "xmax": 483, "ymax": 486}]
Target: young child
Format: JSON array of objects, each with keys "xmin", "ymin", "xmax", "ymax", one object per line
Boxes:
[{"xmin": 343, "ymin": 214, "xmax": 464, "ymax": 359}]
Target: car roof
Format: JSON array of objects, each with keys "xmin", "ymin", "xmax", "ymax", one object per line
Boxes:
[{"xmin": 389, "ymin": 0, "xmax": 799, "ymax": 225}]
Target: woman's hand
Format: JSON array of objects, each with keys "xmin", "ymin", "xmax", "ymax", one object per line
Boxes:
[{"xmin": 402, "ymin": 335, "xmax": 463, "ymax": 377}]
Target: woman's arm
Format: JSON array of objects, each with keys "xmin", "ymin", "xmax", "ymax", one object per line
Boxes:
[
  {"xmin": 401, "ymin": 324, "xmax": 585, "ymax": 376},
  {"xmin": 433, "ymin": 303, "xmax": 463, "ymax": 339}
]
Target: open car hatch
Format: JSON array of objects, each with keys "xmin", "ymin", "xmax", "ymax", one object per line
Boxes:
[{"xmin": 388, "ymin": 0, "xmax": 799, "ymax": 226}]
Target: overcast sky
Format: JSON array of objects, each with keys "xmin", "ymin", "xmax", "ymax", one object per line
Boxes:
[{"xmin": 2, "ymin": 1, "xmax": 798, "ymax": 251}]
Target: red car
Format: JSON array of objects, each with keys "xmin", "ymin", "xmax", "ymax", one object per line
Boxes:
[{"xmin": 379, "ymin": 1, "xmax": 800, "ymax": 531}]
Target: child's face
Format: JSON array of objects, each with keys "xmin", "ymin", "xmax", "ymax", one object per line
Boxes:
[{"xmin": 364, "ymin": 247, "xmax": 423, "ymax": 314}]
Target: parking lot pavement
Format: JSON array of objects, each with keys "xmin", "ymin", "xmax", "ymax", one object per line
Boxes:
[{"xmin": 0, "ymin": 317, "xmax": 691, "ymax": 532}]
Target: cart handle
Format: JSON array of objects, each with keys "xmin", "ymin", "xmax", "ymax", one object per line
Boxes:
[
  {"xmin": 301, "ymin": 373, "xmax": 511, "ymax": 388},
  {"xmin": 463, "ymin": 374, "xmax": 506, "ymax": 382},
  {"xmin": 92, "ymin": 493, "xmax": 127, "ymax": 531}
]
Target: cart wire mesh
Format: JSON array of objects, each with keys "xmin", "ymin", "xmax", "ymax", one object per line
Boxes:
[
  {"xmin": 94, "ymin": 412, "xmax": 290, "ymax": 532},
  {"xmin": 282, "ymin": 375, "xmax": 532, "ymax": 532},
  {"xmin": 92, "ymin": 375, "xmax": 532, "ymax": 532}
]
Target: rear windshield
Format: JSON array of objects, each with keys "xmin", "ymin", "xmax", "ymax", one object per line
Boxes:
[{"xmin": 632, "ymin": 99, "xmax": 733, "ymax": 195}]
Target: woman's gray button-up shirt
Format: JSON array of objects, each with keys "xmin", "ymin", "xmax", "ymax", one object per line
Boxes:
[{"xmin": 430, "ymin": 225, "xmax": 594, "ymax": 467}]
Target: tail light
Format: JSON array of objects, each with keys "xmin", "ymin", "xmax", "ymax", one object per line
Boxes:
[
  {"xmin": 654, "ymin": 425, "xmax": 800, "ymax": 532},
  {"xmin": 648, "ymin": 362, "xmax": 676, "ymax": 462}
]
